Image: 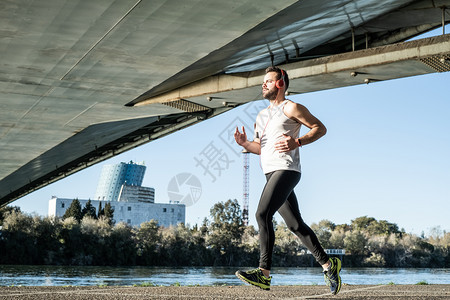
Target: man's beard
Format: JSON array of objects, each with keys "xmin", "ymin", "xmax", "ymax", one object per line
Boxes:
[{"xmin": 263, "ymin": 88, "xmax": 278, "ymax": 100}]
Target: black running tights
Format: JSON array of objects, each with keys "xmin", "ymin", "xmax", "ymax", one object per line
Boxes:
[{"xmin": 256, "ymin": 170, "xmax": 329, "ymax": 270}]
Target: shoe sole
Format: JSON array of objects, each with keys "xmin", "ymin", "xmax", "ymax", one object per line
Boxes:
[{"xmin": 235, "ymin": 271, "xmax": 270, "ymax": 290}]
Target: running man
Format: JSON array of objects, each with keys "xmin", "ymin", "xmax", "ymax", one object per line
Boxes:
[{"xmin": 234, "ymin": 66, "xmax": 341, "ymax": 295}]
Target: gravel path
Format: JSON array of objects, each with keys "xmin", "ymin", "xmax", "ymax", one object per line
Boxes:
[{"xmin": 0, "ymin": 284, "xmax": 448, "ymax": 299}]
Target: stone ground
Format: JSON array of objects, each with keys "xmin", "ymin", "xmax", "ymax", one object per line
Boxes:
[{"xmin": 0, "ymin": 285, "xmax": 449, "ymax": 299}]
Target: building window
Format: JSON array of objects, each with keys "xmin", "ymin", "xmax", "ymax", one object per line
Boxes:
[
  {"xmin": 127, "ymin": 219, "xmax": 131, "ymax": 224},
  {"xmin": 163, "ymin": 208, "xmax": 167, "ymax": 212},
  {"xmin": 61, "ymin": 203, "xmax": 65, "ymax": 208},
  {"xmin": 128, "ymin": 206, "xmax": 131, "ymax": 211},
  {"xmin": 171, "ymin": 208, "xmax": 174, "ymax": 213}
]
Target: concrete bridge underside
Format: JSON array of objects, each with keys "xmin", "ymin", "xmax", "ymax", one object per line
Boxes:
[{"xmin": 1, "ymin": 0, "xmax": 449, "ymax": 206}]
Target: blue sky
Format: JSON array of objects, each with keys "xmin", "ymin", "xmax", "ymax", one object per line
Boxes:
[{"xmin": 15, "ymin": 29, "xmax": 450, "ymax": 236}]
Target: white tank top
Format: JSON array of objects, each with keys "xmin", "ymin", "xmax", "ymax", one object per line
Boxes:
[{"xmin": 255, "ymin": 100, "xmax": 301, "ymax": 174}]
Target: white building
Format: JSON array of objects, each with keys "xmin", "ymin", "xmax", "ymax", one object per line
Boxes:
[
  {"xmin": 48, "ymin": 197, "xmax": 185, "ymax": 227},
  {"xmin": 49, "ymin": 161, "xmax": 185, "ymax": 227}
]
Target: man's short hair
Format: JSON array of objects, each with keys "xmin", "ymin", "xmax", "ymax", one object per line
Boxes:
[{"xmin": 265, "ymin": 66, "xmax": 289, "ymax": 90}]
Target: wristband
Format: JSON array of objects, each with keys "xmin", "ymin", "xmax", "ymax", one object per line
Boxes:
[{"xmin": 296, "ymin": 138, "xmax": 302, "ymax": 147}]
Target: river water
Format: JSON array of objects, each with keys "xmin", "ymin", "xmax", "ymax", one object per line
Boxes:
[{"xmin": 0, "ymin": 265, "xmax": 448, "ymax": 287}]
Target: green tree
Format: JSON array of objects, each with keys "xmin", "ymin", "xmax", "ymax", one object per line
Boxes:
[
  {"xmin": 63, "ymin": 199, "xmax": 83, "ymax": 222},
  {"xmin": 97, "ymin": 201, "xmax": 104, "ymax": 219},
  {"xmin": 32, "ymin": 216, "xmax": 62, "ymax": 264},
  {"xmin": 351, "ymin": 216, "xmax": 377, "ymax": 231},
  {"xmin": 0, "ymin": 210, "xmax": 37, "ymax": 264},
  {"xmin": 209, "ymin": 199, "xmax": 244, "ymax": 239},
  {"xmin": 3, "ymin": 207, "xmax": 448, "ymax": 268},
  {"xmin": 344, "ymin": 230, "xmax": 368, "ymax": 255},
  {"xmin": 59, "ymin": 217, "xmax": 84, "ymax": 265},
  {"xmin": 82, "ymin": 200, "xmax": 97, "ymax": 219},
  {"xmin": 66, "ymin": 216, "xmax": 112, "ymax": 265},
  {"xmin": 104, "ymin": 202, "xmax": 115, "ymax": 225},
  {"xmin": 335, "ymin": 223, "xmax": 351, "ymax": 232},
  {"xmin": 351, "ymin": 216, "xmax": 402, "ymax": 236},
  {"xmin": 240, "ymin": 225, "xmax": 259, "ymax": 266},
  {"xmin": 135, "ymin": 220, "xmax": 161, "ymax": 265},
  {"xmin": 0, "ymin": 205, "xmax": 21, "ymax": 226},
  {"xmin": 311, "ymin": 220, "xmax": 335, "ymax": 249},
  {"xmin": 329, "ymin": 227, "xmax": 346, "ymax": 249},
  {"xmin": 273, "ymin": 222, "xmax": 307, "ymax": 266},
  {"xmin": 208, "ymin": 199, "xmax": 245, "ymax": 265},
  {"xmin": 108, "ymin": 222, "xmax": 136, "ymax": 265},
  {"xmin": 200, "ymin": 217, "xmax": 209, "ymax": 235},
  {"xmin": 160, "ymin": 223, "xmax": 200, "ymax": 266}
]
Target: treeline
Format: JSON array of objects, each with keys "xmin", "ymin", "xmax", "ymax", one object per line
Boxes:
[
  {"xmin": 62, "ymin": 199, "xmax": 114, "ymax": 224},
  {"xmin": 0, "ymin": 200, "xmax": 448, "ymax": 267}
]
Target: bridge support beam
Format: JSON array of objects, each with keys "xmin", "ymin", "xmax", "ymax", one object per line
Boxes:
[{"xmin": 135, "ymin": 34, "xmax": 450, "ymax": 107}]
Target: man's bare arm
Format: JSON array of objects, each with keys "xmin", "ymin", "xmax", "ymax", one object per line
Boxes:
[
  {"xmin": 286, "ymin": 101, "xmax": 327, "ymax": 146},
  {"xmin": 274, "ymin": 101, "xmax": 326, "ymax": 153},
  {"xmin": 234, "ymin": 126, "xmax": 261, "ymax": 155}
]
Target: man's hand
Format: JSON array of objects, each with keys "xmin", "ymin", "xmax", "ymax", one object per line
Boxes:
[
  {"xmin": 274, "ymin": 133, "xmax": 299, "ymax": 153},
  {"xmin": 234, "ymin": 126, "xmax": 247, "ymax": 146},
  {"xmin": 234, "ymin": 126, "xmax": 261, "ymax": 155}
]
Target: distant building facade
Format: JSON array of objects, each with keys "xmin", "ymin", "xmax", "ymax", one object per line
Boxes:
[
  {"xmin": 48, "ymin": 197, "xmax": 185, "ymax": 227},
  {"xmin": 94, "ymin": 161, "xmax": 146, "ymax": 201},
  {"xmin": 118, "ymin": 185, "xmax": 155, "ymax": 203},
  {"xmin": 48, "ymin": 161, "xmax": 185, "ymax": 227}
]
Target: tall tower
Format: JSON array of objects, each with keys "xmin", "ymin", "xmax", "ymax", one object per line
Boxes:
[
  {"xmin": 94, "ymin": 161, "xmax": 146, "ymax": 201},
  {"xmin": 242, "ymin": 149, "xmax": 250, "ymax": 226}
]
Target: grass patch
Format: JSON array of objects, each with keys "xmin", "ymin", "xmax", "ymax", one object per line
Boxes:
[
  {"xmin": 133, "ymin": 282, "xmax": 158, "ymax": 287},
  {"xmin": 416, "ymin": 281, "xmax": 429, "ymax": 285}
]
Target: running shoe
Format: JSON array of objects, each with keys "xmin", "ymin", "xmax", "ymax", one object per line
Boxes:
[
  {"xmin": 323, "ymin": 257, "xmax": 342, "ymax": 295},
  {"xmin": 235, "ymin": 268, "xmax": 271, "ymax": 290}
]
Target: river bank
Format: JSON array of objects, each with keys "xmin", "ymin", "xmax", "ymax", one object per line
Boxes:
[{"xmin": 1, "ymin": 265, "xmax": 448, "ymax": 287}]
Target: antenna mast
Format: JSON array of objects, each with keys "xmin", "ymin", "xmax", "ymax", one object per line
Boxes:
[{"xmin": 242, "ymin": 149, "xmax": 250, "ymax": 226}]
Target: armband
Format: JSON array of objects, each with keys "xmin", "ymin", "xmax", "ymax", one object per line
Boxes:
[{"xmin": 296, "ymin": 138, "xmax": 302, "ymax": 147}]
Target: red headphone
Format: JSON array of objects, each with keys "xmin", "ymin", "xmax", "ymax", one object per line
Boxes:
[{"xmin": 276, "ymin": 69, "xmax": 285, "ymax": 89}]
